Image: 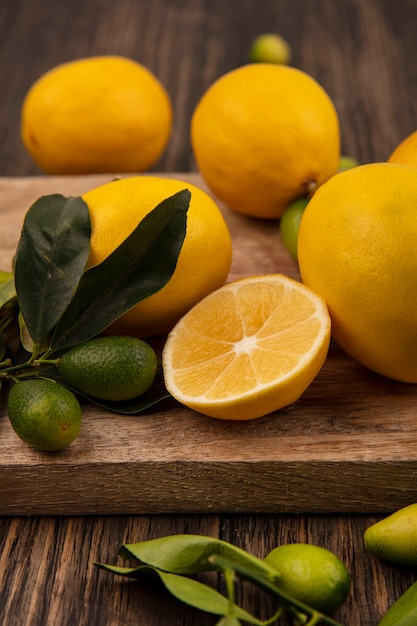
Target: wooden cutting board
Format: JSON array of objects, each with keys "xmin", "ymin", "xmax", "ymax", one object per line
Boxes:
[{"xmin": 1, "ymin": 174, "xmax": 416, "ymax": 516}]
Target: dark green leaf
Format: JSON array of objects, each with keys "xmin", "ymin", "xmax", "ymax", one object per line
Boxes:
[
  {"xmin": 14, "ymin": 194, "xmax": 91, "ymax": 343},
  {"xmin": 378, "ymin": 580, "xmax": 417, "ymax": 625},
  {"xmin": 0, "ymin": 334, "xmax": 5, "ymax": 361},
  {"xmin": 0, "ymin": 288, "xmax": 18, "ymax": 334},
  {"xmin": 50, "ymin": 189, "xmax": 190, "ymax": 352}
]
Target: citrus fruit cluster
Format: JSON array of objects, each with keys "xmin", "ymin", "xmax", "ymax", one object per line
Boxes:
[
  {"xmin": 6, "ymin": 336, "xmax": 158, "ymax": 451},
  {"xmin": 13, "ymin": 47, "xmax": 417, "ymax": 433}
]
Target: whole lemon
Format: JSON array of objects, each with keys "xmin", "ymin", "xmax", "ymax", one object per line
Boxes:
[
  {"xmin": 388, "ymin": 129, "xmax": 417, "ymax": 168},
  {"xmin": 59, "ymin": 336, "xmax": 158, "ymax": 401},
  {"xmin": 82, "ymin": 175, "xmax": 233, "ymax": 338},
  {"xmin": 298, "ymin": 162, "xmax": 417, "ymax": 382},
  {"xmin": 21, "ymin": 56, "xmax": 173, "ymax": 174},
  {"xmin": 264, "ymin": 543, "xmax": 351, "ymax": 615},
  {"xmin": 7, "ymin": 378, "xmax": 82, "ymax": 451},
  {"xmin": 191, "ymin": 63, "xmax": 340, "ymax": 219}
]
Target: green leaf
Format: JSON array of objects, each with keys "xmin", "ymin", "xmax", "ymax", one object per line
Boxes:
[
  {"xmin": 378, "ymin": 580, "xmax": 417, "ymax": 625},
  {"xmin": 0, "ymin": 334, "xmax": 5, "ymax": 361},
  {"xmin": 0, "ymin": 275, "xmax": 15, "ymax": 308},
  {"xmin": 14, "ymin": 194, "xmax": 91, "ymax": 343},
  {"xmin": 0, "ymin": 278, "xmax": 18, "ymax": 335},
  {"xmin": 0, "ymin": 270, "xmax": 14, "ymax": 284},
  {"xmin": 50, "ymin": 189, "xmax": 190, "ymax": 353},
  {"xmin": 215, "ymin": 617, "xmax": 242, "ymax": 626},
  {"xmin": 86, "ymin": 386, "xmax": 171, "ymax": 414},
  {"xmin": 157, "ymin": 570, "xmax": 261, "ymax": 624},
  {"xmin": 118, "ymin": 534, "xmax": 280, "ymax": 579},
  {"xmin": 18, "ymin": 310, "xmax": 50, "ymax": 355},
  {"xmin": 93, "ymin": 562, "xmax": 262, "ymax": 624}
]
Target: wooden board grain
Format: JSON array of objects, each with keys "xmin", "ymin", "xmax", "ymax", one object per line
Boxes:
[{"xmin": 1, "ymin": 174, "xmax": 417, "ymax": 516}]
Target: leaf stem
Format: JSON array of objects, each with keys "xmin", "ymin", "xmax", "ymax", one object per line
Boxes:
[{"xmin": 0, "ymin": 356, "xmax": 60, "ymax": 378}]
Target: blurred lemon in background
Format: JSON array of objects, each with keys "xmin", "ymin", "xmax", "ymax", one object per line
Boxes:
[
  {"xmin": 388, "ymin": 129, "xmax": 417, "ymax": 168},
  {"xmin": 21, "ymin": 56, "xmax": 173, "ymax": 174},
  {"xmin": 249, "ymin": 33, "xmax": 292, "ymax": 64},
  {"xmin": 191, "ymin": 63, "xmax": 340, "ymax": 219}
]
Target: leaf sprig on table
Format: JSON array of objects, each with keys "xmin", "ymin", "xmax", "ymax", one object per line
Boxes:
[
  {"xmin": 0, "ymin": 188, "xmax": 190, "ymax": 413},
  {"xmin": 95, "ymin": 534, "xmax": 346, "ymax": 626}
]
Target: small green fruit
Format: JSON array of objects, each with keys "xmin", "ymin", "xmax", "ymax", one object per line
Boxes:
[
  {"xmin": 364, "ymin": 503, "xmax": 417, "ymax": 566},
  {"xmin": 264, "ymin": 543, "xmax": 351, "ymax": 615},
  {"xmin": 249, "ymin": 33, "xmax": 292, "ymax": 65},
  {"xmin": 279, "ymin": 197, "xmax": 309, "ymax": 261},
  {"xmin": 338, "ymin": 155, "xmax": 359, "ymax": 172},
  {"xmin": 7, "ymin": 378, "xmax": 82, "ymax": 451},
  {"xmin": 59, "ymin": 335, "xmax": 158, "ymax": 401}
]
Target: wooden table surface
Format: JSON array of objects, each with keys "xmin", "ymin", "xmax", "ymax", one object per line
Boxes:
[{"xmin": 1, "ymin": 1, "xmax": 417, "ymax": 624}]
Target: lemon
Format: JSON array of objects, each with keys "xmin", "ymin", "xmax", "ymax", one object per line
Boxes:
[
  {"xmin": 279, "ymin": 197, "xmax": 309, "ymax": 261},
  {"xmin": 264, "ymin": 543, "xmax": 351, "ymax": 615},
  {"xmin": 298, "ymin": 162, "xmax": 417, "ymax": 382},
  {"xmin": 364, "ymin": 503, "xmax": 417, "ymax": 566},
  {"xmin": 388, "ymin": 130, "xmax": 417, "ymax": 168},
  {"xmin": 162, "ymin": 274, "xmax": 331, "ymax": 420},
  {"xmin": 59, "ymin": 336, "xmax": 157, "ymax": 401},
  {"xmin": 82, "ymin": 175, "xmax": 232, "ymax": 338},
  {"xmin": 191, "ymin": 63, "xmax": 340, "ymax": 219},
  {"xmin": 249, "ymin": 33, "xmax": 292, "ymax": 65},
  {"xmin": 7, "ymin": 378, "xmax": 82, "ymax": 451},
  {"xmin": 21, "ymin": 56, "xmax": 173, "ymax": 174}
]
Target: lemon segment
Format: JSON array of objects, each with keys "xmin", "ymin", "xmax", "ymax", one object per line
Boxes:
[{"xmin": 162, "ymin": 274, "xmax": 331, "ymax": 420}]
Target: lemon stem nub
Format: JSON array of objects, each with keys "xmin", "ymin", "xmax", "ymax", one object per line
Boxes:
[{"xmin": 303, "ymin": 178, "xmax": 317, "ymax": 197}]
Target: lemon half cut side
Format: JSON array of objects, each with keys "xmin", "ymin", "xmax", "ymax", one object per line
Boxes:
[{"xmin": 162, "ymin": 274, "xmax": 331, "ymax": 420}]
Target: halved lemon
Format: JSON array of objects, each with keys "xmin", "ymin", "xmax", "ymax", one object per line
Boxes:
[{"xmin": 162, "ymin": 274, "xmax": 331, "ymax": 420}]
